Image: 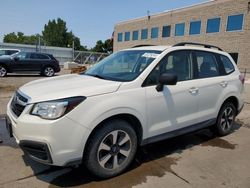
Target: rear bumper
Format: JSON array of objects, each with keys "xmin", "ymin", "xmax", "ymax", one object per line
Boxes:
[
  {"xmin": 55, "ymin": 65, "xmax": 61, "ymax": 73},
  {"xmin": 237, "ymin": 103, "xmax": 244, "ymax": 116}
]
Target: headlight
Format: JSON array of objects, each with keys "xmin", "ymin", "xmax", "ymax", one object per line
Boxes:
[{"xmin": 31, "ymin": 96, "xmax": 86, "ymax": 120}]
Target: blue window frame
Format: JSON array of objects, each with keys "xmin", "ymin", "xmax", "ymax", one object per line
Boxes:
[
  {"xmin": 141, "ymin": 29, "xmax": 148, "ymax": 40},
  {"xmin": 132, "ymin": 30, "xmax": 139, "ymax": 40},
  {"xmin": 162, "ymin": 25, "xmax": 171, "ymax": 38},
  {"xmin": 227, "ymin": 14, "xmax": 244, "ymax": 31},
  {"xmin": 125, "ymin": 32, "xmax": 130, "ymax": 41},
  {"xmin": 118, "ymin": 33, "xmax": 123, "ymax": 42},
  {"xmin": 206, "ymin": 18, "xmax": 221, "ymax": 33},
  {"xmin": 151, "ymin": 27, "xmax": 159, "ymax": 39},
  {"xmin": 175, "ymin": 23, "xmax": 185, "ymax": 36},
  {"xmin": 189, "ymin": 21, "xmax": 201, "ymax": 35}
]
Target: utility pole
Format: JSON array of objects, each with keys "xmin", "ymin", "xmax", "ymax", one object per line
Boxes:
[
  {"xmin": 72, "ymin": 40, "xmax": 75, "ymax": 61},
  {"xmin": 36, "ymin": 34, "xmax": 41, "ymax": 52},
  {"xmin": 38, "ymin": 35, "xmax": 41, "ymax": 52}
]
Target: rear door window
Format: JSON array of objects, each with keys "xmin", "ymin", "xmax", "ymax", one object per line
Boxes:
[
  {"xmin": 195, "ymin": 51, "xmax": 220, "ymax": 78},
  {"xmin": 31, "ymin": 53, "xmax": 50, "ymax": 60},
  {"xmin": 220, "ymin": 55, "xmax": 235, "ymax": 74}
]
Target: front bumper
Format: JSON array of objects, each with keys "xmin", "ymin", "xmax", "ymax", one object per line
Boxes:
[
  {"xmin": 19, "ymin": 140, "xmax": 53, "ymax": 164},
  {"xmin": 6, "ymin": 101, "xmax": 91, "ymax": 166}
]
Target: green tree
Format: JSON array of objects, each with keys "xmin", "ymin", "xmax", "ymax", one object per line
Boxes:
[
  {"xmin": 42, "ymin": 18, "xmax": 86, "ymax": 50},
  {"xmin": 3, "ymin": 32, "xmax": 40, "ymax": 45},
  {"xmin": 3, "ymin": 32, "xmax": 18, "ymax": 43},
  {"xmin": 42, "ymin": 18, "xmax": 67, "ymax": 47},
  {"xmin": 92, "ymin": 39, "xmax": 113, "ymax": 53}
]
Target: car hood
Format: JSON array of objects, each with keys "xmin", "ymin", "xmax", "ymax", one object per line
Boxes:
[{"xmin": 18, "ymin": 74, "xmax": 121, "ymax": 103}]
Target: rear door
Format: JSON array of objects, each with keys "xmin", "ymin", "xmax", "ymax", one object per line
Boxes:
[
  {"xmin": 144, "ymin": 50, "xmax": 200, "ymax": 138},
  {"xmin": 193, "ymin": 50, "xmax": 226, "ymax": 122},
  {"xmin": 30, "ymin": 53, "xmax": 50, "ymax": 71}
]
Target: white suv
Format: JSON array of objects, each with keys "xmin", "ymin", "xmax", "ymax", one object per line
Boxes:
[{"xmin": 6, "ymin": 42, "xmax": 244, "ymax": 178}]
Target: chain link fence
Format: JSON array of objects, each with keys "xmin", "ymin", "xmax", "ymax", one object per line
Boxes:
[{"xmin": 0, "ymin": 42, "xmax": 109, "ymax": 66}]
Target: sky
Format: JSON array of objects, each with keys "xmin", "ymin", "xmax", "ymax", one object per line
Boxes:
[{"xmin": 0, "ymin": 0, "xmax": 208, "ymax": 48}]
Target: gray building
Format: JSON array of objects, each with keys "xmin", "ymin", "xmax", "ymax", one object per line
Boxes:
[{"xmin": 114, "ymin": 0, "xmax": 250, "ymax": 71}]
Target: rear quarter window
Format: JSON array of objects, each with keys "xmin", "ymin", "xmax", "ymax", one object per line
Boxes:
[{"xmin": 220, "ymin": 55, "xmax": 235, "ymax": 74}]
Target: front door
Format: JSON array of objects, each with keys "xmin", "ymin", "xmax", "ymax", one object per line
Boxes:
[
  {"xmin": 143, "ymin": 50, "xmax": 200, "ymax": 138},
  {"xmin": 11, "ymin": 52, "xmax": 32, "ymax": 71}
]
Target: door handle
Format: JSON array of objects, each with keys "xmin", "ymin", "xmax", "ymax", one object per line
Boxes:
[
  {"xmin": 220, "ymin": 81, "xmax": 228, "ymax": 88},
  {"xmin": 189, "ymin": 87, "xmax": 199, "ymax": 94}
]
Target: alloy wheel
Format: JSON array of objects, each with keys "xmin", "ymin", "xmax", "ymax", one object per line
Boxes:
[
  {"xmin": 219, "ymin": 106, "xmax": 234, "ymax": 132},
  {"xmin": 44, "ymin": 67, "xmax": 54, "ymax": 77},
  {"xmin": 97, "ymin": 130, "xmax": 131, "ymax": 170},
  {"xmin": 0, "ymin": 66, "xmax": 7, "ymax": 77}
]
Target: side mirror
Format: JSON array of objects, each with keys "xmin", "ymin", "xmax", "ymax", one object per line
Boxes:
[
  {"xmin": 14, "ymin": 57, "xmax": 19, "ymax": 61},
  {"xmin": 156, "ymin": 73, "xmax": 178, "ymax": 92}
]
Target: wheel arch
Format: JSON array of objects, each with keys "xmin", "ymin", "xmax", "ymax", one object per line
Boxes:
[
  {"xmin": 42, "ymin": 64, "xmax": 56, "ymax": 71},
  {"xmin": 217, "ymin": 95, "xmax": 239, "ymax": 117},
  {"xmin": 221, "ymin": 96, "xmax": 238, "ymax": 111},
  {"xmin": 83, "ymin": 113, "xmax": 143, "ymax": 158},
  {"xmin": 0, "ymin": 63, "xmax": 9, "ymax": 72}
]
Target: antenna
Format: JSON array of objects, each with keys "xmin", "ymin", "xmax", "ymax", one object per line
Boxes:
[{"xmin": 147, "ymin": 10, "xmax": 150, "ymax": 20}]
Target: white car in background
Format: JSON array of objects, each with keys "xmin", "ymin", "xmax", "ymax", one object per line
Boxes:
[
  {"xmin": 0, "ymin": 49, "xmax": 20, "ymax": 57},
  {"xmin": 6, "ymin": 42, "xmax": 244, "ymax": 178}
]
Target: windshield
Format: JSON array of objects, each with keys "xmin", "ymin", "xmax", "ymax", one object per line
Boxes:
[{"xmin": 84, "ymin": 50, "xmax": 161, "ymax": 81}]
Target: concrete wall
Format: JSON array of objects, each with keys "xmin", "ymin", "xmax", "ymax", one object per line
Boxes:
[{"xmin": 114, "ymin": 0, "xmax": 250, "ymax": 71}]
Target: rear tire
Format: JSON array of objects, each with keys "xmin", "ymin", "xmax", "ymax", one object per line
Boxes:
[
  {"xmin": 213, "ymin": 102, "xmax": 236, "ymax": 136},
  {"xmin": 0, "ymin": 65, "xmax": 7, "ymax": 77},
  {"xmin": 43, "ymin": 66, "xmax": 55, "ymax": 77},
  {"xmin": 84, "ymin": 119, "xmax": 137, "ymax": 178}
]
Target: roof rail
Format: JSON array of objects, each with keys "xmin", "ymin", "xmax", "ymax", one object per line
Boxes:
[
  {"xmin": 173, "ymin": 42, "xmax": 223, "ymax": 51},
  {"xmin": 132, "ymin": 44, "xmax": 155, "ymax": 48}
]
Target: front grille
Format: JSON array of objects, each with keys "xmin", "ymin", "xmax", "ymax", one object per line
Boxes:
[{"xmin": 11, "ymin": 92, "xmax": 28, "ymax": 117}]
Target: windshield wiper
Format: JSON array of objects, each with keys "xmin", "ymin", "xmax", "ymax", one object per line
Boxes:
[{"xmin": 85, "ymin": 73, "xmax": 106, "ymax": 80}]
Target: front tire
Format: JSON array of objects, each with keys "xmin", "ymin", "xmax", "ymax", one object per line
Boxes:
[
  {"xmin": 43, "ymin": 66, "xmax": 55, "ymax": 77},
  {"xmin": 214, "ymin": 102, "xmax": 236, "ymax": 136},
  {"xmin": 85, "ymin": 119, "xmax": 137, "ymax": 178},
  {"xmin": 0, "ymin": 65, "xmax": 7, "ymax": 77}
]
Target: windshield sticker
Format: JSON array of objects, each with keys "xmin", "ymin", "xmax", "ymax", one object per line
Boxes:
[{"xmin": 142, "ymin": 53, "xmax": 159, "ymax": 59}]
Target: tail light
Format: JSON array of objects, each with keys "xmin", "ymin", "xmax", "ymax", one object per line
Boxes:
[
  {"xmin": 239, "ymin": 74, "xmax": 245, "ymax": 85},
  {"xmin": 239, "ymin": 69, "xmax": 246, "ymax": 85}
]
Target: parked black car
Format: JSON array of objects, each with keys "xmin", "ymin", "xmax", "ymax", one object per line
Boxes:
[{"xmin": 0, "ymin": 52, "xmax": 60, "ymax": 77}]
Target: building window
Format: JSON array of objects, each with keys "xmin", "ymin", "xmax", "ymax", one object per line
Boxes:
[
  {"xmin": 118, "ymin": 33, "xmax": 123, "ymax": 42},
  {"xmin": 151, "ymin": 27, "xmax": 159, "ymax": 39},
  {"xmin": 132, "ymin": 30, "xmax": 139, "ymax": 41},
  {"xmin": 175, "ymin": 23, "xmax": 185, "ymax": 36},
  {"xmin": 227, "ymin": 14, "xmax": 244, "ymax": 31},
  {"xmin": 206, "ymin": 18, "xmax": 221, "ymax": 33},
  {"xmin": 141, "ymin": 29, "xmax": 148, "ymax": 40},
  {"xmin": 125, "ymin": 32, "xmax": 130, "ymax": 41},
  {"xmin": 189, "ymin": 21, "xmax": 201, "ymax": 35},
  {"xmin": 162, "ymin": 25, "xmax": 171, "ymax": 38}
]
